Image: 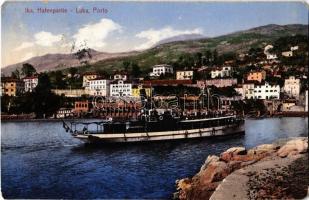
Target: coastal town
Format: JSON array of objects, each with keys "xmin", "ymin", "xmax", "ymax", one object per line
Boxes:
[
  {"xmin": 1, "ymin": 1, "xmax": 309, "ymax": 200},
  {"xmin": 1, "ymin": 37, "xmax": 308, "ymax": 121}
]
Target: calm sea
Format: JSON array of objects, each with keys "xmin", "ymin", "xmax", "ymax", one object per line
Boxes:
[{"xmin": 1, "ymin": 117, "xmax": 308, "ymax": 199}]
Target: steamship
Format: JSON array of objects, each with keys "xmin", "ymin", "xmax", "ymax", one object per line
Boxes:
[{"xmin": 62, "ymin": 109, "xmax": 245, "ymax": 144}]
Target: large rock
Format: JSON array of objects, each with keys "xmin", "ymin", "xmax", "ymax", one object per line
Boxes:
[
  {"xmin": 246, "ymin": 144, "xmax": 279, "ymax": 160},
  {"xmin": 277, "ymin": 138, "xmax": 308, "ymax": 158},
  {"xmin": 199, "ymin": 161, "xmax": 230, "ymax": 184},
  {"xmin": 175, "ymin": 137, "xmax": 308, "ymax": 200},
  {"xmin": 225, "ymin": 147, "xmax": 247, "ymax": 155},
  {"xmin": 200, "ymin": 155, "xmax": 220, "ymax": 171},
  {"xmin": 227, "ymin": 161, "xmax": 242, "ymax": 171},
  {"xmin": 220, "ymin": 147, "xmax": 248, "ymax": 162},
  {"xmin": 176, "ymin": 178, "xmax": 192, "ymax": 191},
  {"xmin": 249, "ymin": 144, "xmax": 279, "ymax": 155}
]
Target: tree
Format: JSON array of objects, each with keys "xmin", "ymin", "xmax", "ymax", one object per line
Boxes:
[
  {"xmin": 21, "ymin": 63, "xmax": 36, "ymax": 77},
  {"xmin": 11, "ymin": 69, "xmax": 20, "ymax": 79},
  {"xmin": 178, "ymin": 53, "xmax": 195, "ymax": 69},
  {"xmin": 69, "ymin": 67, "xmax": 78, "ymax": 77},
  {"xmin": 35, "ymin": 73, "xmax": 52, "ymax": 93},
  {"xmin": 122, "ymin": 60, "xmax": 131, "ymax": 72},
  {"xmin": 212, "ymin": 50, "xmax": 218, "ymax": 65},
  {"xmin": 33, "ymin": 73, "xmax": 62, "ymax": 118},
  {"xmin": 74, "ymin": 48, "xmax": 92, "ymax": 62},
  {"xmin": 49, "ymin": 71, "xmax": 66, "ymax": 89},
  {"xmin": 203, "ymin": 50, "xmax": 212, "ymax": 65},
  {"xmin": 131, "ymin": 63, "xmax": 141, "ymax": 78},
  {"xmin": 193, "ymin": 52, "xmax": 203, "ymax": 67}
]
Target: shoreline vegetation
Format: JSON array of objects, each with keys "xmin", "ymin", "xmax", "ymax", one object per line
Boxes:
[{"xmin": 174, "ymin": 137, "xmax": 308, "ymax": 200}]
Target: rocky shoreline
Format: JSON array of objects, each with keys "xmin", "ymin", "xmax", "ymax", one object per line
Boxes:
[{"xmin": 174, "ymin": 137, "xmax": 308, "ymax": 200}]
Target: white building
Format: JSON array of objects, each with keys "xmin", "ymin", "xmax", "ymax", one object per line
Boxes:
[
  {"xmin": 23, "ymin": 76, "xmax": 38, "ymax": 92},
  {"xmin": 210, "ymin": 66, "xmax": 232, "ymax": 79},
  {"xmin": 56, "ymin": 108, "xmax": 73, "ymax": 118},
  {"xmin": 283, "ymin": 76, "xmax": 300, "ymax": 99},
  {"xmin": 254, "ymin": 82, "xmax": 280, "ymax": 100},
  {"xmin": 176, "ymin": 70, "xmax": 194, "ymax": 80},
  {"xmin": 282, "ymin": 51, "xmax": 293, "ymax": 57},
  {"xmin": 82, "ymin": 72, "xmax": 98, "ymax": 89},
  {"xmin": 149, "ymin": 64, "xmax": 173, "ymax": 77},
  {"xmin": 234, "ymin": 85, "xmax": 244, "ymax": 99},
  {"xmin": 291, "ymin": 46, "xmax": 299, "ymax": 51},
  {"xmin": 266, "ymin": 54, "xmax": 278, "ymax": 60},
  {"xmin": 110, "ymin": 80, "xmax": 132, "ymax": 97},
  {"xmin": 243, "ymin": 83, "xmax": 255, "ymax": 99},
  {"xmin": 264, "ymin": 44, "xmax": 278, "ymax": 60},
  {"xmin": 114, "ymin": 73, "xmax": 128, "ymax": 81},
  {"xmin": 89, "ymin": 78, "xmax": 110, "ymax": 96},
  {"xmin": 264, "ymin": 44, "xmax": 273, "ymax": 53}
]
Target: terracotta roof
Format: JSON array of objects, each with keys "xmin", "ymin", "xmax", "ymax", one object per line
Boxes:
[
  {"xmin": 283, "ymin": 99, "xmax": 297, "ymax": 103},
  {"xmin": 89, "ymin": 76, "xmax": 109, "ymax": 81},
  {"xmin": 83, "ymin": 72, "xmax": 99, "ymax": 76},
  {"xmin": 1, "ymin": 77, "xmax": 23, "ymax": 82}
]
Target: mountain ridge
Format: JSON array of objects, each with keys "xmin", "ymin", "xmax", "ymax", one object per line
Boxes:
[{"xmin": 2, "ymin": 24, "xmax": 308, "ymax": 75}]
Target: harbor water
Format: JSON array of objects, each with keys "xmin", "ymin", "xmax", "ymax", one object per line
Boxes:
[{"xmin": 1, "ymin": 117, "xmax": 308, "ymax": 199}]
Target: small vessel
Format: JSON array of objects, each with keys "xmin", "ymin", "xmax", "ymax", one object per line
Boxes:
[{"xmin": 62, "ymin": 109, "xmax": 245, "ymax": 144}]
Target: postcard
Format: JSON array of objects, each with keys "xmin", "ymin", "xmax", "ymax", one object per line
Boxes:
[{"xmin": 1, "ymin": 1, "xmax": 308, "ymax": 199}]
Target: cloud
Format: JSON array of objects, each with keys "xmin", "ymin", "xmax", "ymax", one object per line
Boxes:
[
  {"xmin": 13, "ymin": 32, "xmax": 64, "ymax": 52},
  {"xmin": 73, "ymin": 18, "xmax": 122, "ymax": 49},
  {"xmin": 34, "ymin": 31, "xmax": 63, "ymax": 46},
  {"xmin": 134, "ymin": 26, "xmax": 203, "ymax": 50},
  {"xmin": 14, "ymin": 42, "xmax": 35, "ymax": 51}
]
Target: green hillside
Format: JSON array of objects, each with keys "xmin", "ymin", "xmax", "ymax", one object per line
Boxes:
[{"xmin": 70, "ymin": 24, "xmax": 308, "ymax": 75}]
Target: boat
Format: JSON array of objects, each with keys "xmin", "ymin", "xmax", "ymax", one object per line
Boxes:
[{"xmin": 62, "ymin": 109, "xmax": 245, "ymax": 144}]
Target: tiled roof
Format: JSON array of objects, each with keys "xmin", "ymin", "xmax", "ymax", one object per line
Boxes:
[
  {"xmin": 1, "ymin": 77, "xmax": 23, "ymax": 82},
  {"xmin": 83, "ymin": 72, "xmax": 99, "ymax": 76}
]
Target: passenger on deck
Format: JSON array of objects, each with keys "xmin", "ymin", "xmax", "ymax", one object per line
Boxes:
[{"xmin": 83, "ymin": 126, "xmax": 88, "ymax": 134}]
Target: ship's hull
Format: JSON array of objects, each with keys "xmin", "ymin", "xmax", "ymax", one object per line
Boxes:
[{"xmin": 74, "ymin": 123, "xmax": 245, "ymax": 144}]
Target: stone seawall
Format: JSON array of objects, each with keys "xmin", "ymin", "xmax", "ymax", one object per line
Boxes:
[{"xmin": 174, "ymin": 137, "xmax": 308, "ymax": 200}]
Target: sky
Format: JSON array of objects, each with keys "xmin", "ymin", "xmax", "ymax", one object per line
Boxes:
[{"xmin": 1, "ymin": 1, "xmax": 308, "ymax": 67}]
